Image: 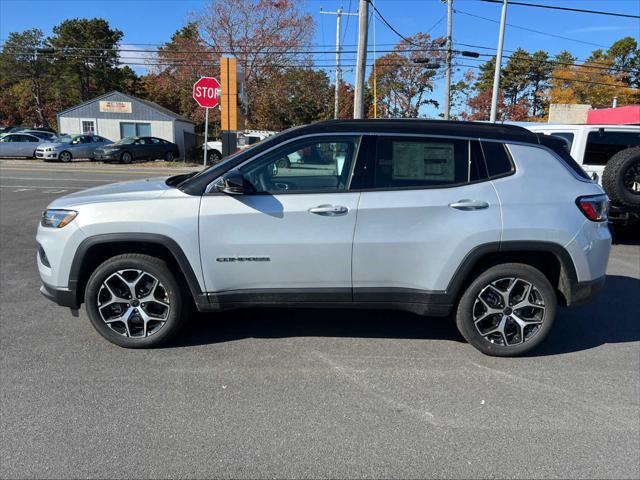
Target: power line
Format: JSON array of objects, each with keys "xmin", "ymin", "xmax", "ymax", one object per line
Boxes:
[
  {"xmin": 479, "ymin": 0, "xmax": 640, "ymax": 19},
  {"xmin": 454, "ymin": 8, "xmax": 609, "ymax": 49}
]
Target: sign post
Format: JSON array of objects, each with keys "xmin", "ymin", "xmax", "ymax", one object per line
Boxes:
[{"xmin": 193, "ymin": 76, "xmax": 221, "ymax": 166}]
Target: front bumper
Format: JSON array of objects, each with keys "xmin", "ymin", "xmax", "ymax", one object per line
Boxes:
[
  {"xmin": 94, "ymin": 151, "xmax": 120, "ymax": 160},
  {"xmin": 40, "ymin": 282, "xmax": 79, "ymax": 309},
  {"xmin": 35, "ymin": 150, "xmax": 59, "ymax": 160}
]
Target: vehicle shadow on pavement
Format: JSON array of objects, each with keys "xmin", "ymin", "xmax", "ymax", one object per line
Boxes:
[
  {"xmin": 533, "ymin": 274, "xmax": 640, "ymax": 356},
  {"xmin": 171, "ymin": 307, "xmax": 465, "ymax": 348},
  {"xmin": 168, "ymin": 274, "xmax": 640, "ymax": 355}
]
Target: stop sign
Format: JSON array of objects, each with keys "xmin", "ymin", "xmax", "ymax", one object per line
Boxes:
[{"xmin": 193, "ymin": 77, "xmax": 220, "ymax": 108}]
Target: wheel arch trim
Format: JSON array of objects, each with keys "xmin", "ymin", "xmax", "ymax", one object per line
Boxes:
[
  {"xmin": 68, "ymin": 233, "xmax": 207, "ymax": 308},
  {"xmin": 444, "ymin": 240, "xmax": 579, "ymax": 304}
]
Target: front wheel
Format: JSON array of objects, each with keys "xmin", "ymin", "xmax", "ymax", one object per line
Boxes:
[
  {"xmin": 455, "ymin": 263, "xmax": 556, "ymax": 357},
  {"xmin": 59, "ymin": 151, "xmax": 72, "ymax": 163},
  {"xmin": 84, "ymin": 254, "xmax": 187, "ymax": 348}
]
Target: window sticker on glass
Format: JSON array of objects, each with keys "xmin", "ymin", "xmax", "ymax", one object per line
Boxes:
[{"xmin": 392, "ymin": 142, "xmax": 455, "ymax": 181}]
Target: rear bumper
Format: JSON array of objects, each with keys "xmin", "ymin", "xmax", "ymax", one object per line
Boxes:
[
  {"xmin": 567, "ymin": 275, "xmax": 606, "ymax": 306},
  {"xmin": 40, "ymin": 282, "xmax": 79, "ymax": 309}
]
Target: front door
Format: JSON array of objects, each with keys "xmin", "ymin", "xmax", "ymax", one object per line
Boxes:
[
  {"xmin": 352, "ymin": 135, "xmax": 502, "ymax": 303},
  {"xmin": 198, "ymin": 135, "xmax": 362, "ymax": 302}
]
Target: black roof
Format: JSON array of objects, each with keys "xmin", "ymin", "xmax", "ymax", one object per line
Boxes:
[{"xmin": 293, "ymin": 119, "xmax": 541, "ymax": 144}]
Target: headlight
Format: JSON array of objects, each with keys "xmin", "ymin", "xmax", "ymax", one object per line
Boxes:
[
  {"xmin": 45, "ymin": 147, "xmax": 53, "ymax": 152},
  {"xmin": 103, "ymin": 148, "xmax": 118, "ymax": 153},
  {"xmin": 41, "ymin": 209, "xmax": 78, "ymax": 228}
]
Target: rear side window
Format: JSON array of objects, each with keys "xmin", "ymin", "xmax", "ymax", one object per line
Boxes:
[
  {"xmin": 584, "ymin": 130, "xmax": 640, "ymax": 165},
  {"xmin": 372, "ymin": 137, "xmax": 487, "ymax": 189},
  {"xmin": 481, "ymin": 141, "xmax": 514, "ymax": 178}
]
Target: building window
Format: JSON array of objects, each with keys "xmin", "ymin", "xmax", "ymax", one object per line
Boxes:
[
  {"xmin": 81, "ymin": 120, "xmax": 95, "ymax": 134},
  {"xmin": 120, "ymin": 122, "xmax": 151, "ymax": 139}
]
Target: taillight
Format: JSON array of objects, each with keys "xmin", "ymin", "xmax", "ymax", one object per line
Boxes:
[{"xmin": 576, "ymin": 194, "xmax": 609, "ymax": 222}]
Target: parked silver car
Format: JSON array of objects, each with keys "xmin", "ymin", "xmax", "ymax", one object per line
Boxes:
[
  {"xmin": 36, "ymin": 134, "xmax": 113, "ymax": 162},
  {"xmin": 0, "ymin": 132, "xmax": 46, "ymax": 158}
]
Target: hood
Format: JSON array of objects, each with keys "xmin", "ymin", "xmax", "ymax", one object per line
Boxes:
[
  {"xmin": 38, "ymin": 141, "xmax": 70, "ymax": 149},
  {"xmin": 48, "ymin": 177, "xmax": 173, "ymax": 208}
]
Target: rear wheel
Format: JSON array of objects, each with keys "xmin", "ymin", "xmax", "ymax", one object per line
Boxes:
[
  {"xmin": 84, "ymin": 254, "xmax": 187, "ymax": 348},
  {"xmin": 165, "ymin": 151, "xmax": 174, "ymax": 162},
  {"xmin": 59, "ymin": 151, "xmax": 72, "ymax": 163},
  {"xmin": 602, "ymin": 148, "xmax": 640, "ymax": 207},
  {"xmin": 456, "ymin": 263, "xmax": 556, "ymax": 357},
  {"xmin": 120, "ymin": 151, "xmax": 132, "ymax": 164}
]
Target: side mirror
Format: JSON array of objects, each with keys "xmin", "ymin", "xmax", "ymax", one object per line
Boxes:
[{"xmin": 216, "ymin": 172, "xmax": 252, "ymax": 195}]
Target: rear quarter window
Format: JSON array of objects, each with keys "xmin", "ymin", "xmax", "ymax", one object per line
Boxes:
[{"xmin": 480, "ymin": 141, "xmax": 514, "ymax": 178}]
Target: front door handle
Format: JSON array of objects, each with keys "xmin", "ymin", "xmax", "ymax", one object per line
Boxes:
[
  {"xmin": 448, "ymin": 199, "xmax": 490, "ymax": 211},
  {"xmin": 308, "ymin": 204, "xmax": 349, "ymax": 216}
]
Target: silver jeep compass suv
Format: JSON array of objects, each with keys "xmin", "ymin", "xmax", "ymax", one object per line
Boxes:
[{"xmin": 36, "ymin": 120, "xmax": 611, "ymax": 356}]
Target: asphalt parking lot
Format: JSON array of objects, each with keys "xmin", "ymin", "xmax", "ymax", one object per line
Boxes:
[{"xmin": 1, "ymin": 161, "xmax": 639, "ymax": 479}]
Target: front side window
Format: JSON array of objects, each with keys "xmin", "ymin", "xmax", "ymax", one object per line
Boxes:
[
  {"xmin": 584, "ymin": 130, "xmax": 640, "ymax": 165},
  {"xmin": 238, "ymin": 136, "xmax": 360, "ymax": 193},
  {"xmin": 372, "ymin": 137, "xmax": 487, "ymax": 189}
]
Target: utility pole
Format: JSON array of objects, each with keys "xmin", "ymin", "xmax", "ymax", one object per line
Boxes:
[
  {"xmin": 354, "ymin": 0, "xmax": 369, "ymax": 119},
  {"xmin": 321, "ymin": 7, "xmax": 358, "ymax": 119},
  {"xmin": 489, "ymin": 0, "xmax": 508, "ymax": 123},
  {"xmin": 443, "ymin": 0, "xmax": 453, "ymax": 120}
]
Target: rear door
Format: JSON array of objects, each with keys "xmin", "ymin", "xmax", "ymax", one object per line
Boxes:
[{"xmin": 351, "ymin": 135, "xmax": 502, "ymax": 304}]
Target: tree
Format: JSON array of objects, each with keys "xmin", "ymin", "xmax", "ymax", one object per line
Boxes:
[
  {"xmin": 549, "ymin": 56, "xmax": 638, "ymax": 108},
  {"xmin": 368, "ymin": 33, "xmax": 445, "ymax": 118},
  {"xmin": 0, "ymin": 29, "xmax": 53, "ymax": 127},
  {"xmin": 446, "ymin": 69, "xmax": 474, "ymax": 120},
  {"xmin": 607, "ymin": 37, "xmax": 640, "ymax": 88},
  {"xmin": 464, "ymin": 88, "xmax": 529, "ymax": 121},
  {"xmin": 474, "ymin": 56, "xmax": 495, "ymax": 92},
  {"xmin": 197, "ymin": 0, "xmax": 314, "ymax": 126},
  {"xmin": 251, "ymin": 67, "xmax": 332, "ymax": 130},
  {"xmin": 501, "ymin": 48, "xmax": 532, "ymax": 106},
  {"xmin": 50, "ymin": 18, "xmax": 124, "ymax": 102},
  {"xmin": 528, "ymin": 50, "xmax": 553, "ymax": 117},
  {"xmin": 143, "ymin": 23, "xmax": 213, "ymax": 126}
]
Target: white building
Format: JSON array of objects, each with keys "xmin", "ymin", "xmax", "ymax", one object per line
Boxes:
[{"xmin": 57, "ymin": 91, "xmax": 196, "ymax": 159}]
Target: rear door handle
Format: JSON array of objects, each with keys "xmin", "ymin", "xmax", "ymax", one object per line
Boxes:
[
  {"xmin": 308, "ymin": 204, "xmax": 349, "ymax": 216},
  {"xmin": 448, "ymin": 200, "xmax": 490, "ymax": 210}
]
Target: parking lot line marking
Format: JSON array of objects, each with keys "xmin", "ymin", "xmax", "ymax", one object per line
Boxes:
[
  {"xmin": 0, "ymin": 185, "xmax": 81, "ymax": 190},
  {"xmin": 1, "ymin": 167, "xmax": 195, "ymax": 175},
  {"xmin": 0, "ymin": 176, "xmax": 109, "ymax": 182}
]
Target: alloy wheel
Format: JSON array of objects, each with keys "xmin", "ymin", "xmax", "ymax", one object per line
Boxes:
[
  {"xmin": 59, "ymin": 151, "xmax": 71, "ymax": 162},
  {"xmin": 623, "ymin": 161, "xmax": 640, "ymax": 194},
  {"xmin": 472, "ymin": 277, "xmax": 546, "ymax": 346},
  {"xmin": 97, "ymin": 269, "xmax": 170, "ymax": 338}
]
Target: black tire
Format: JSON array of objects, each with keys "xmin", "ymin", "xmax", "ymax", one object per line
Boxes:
[
  {"xmin": 602, "ymin": 147, "xmax": 640, "ymax": 208},
  {"xmin": 455, "ymin": 263, "xmax": 557, "ymax": 357},
  {"xmin": 165, "ymin": 151, "xmax": 174, "ymax": 162},
  {"xmin": 59, "ymin": 150, "xmax": 72, "ymax": 163},
  {"xmin": 84, "ymin": 253, "xmax": 187, "ymax": 348},
  {"xmin": 207, "ymin": 150, "xmax": 222, "ymax": 165},
  {"xmin": 120, "ymin": 151, "xmax": 133, "ymax": 164}
]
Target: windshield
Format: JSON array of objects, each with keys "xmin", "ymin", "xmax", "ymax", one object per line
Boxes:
[
  {"xmin": 56, "ymin": 135, "xmax": 75, "ymax": 144},
  {"xmin": 113, "ymin": 137, "xmax": 136, "ymax": 145}
]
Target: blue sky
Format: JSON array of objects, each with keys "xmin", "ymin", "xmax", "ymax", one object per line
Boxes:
[{"xmin": 1, "ymin": 0, "xmax": 638, "ymax": 116}]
